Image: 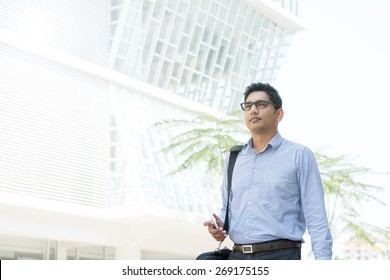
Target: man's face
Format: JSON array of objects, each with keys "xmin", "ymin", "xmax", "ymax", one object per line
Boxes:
[{"xmin": 244, "ymin": 91, "xmax": 283, "ymax": 134}]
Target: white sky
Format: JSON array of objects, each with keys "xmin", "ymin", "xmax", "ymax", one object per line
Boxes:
[{"xmin": 275, "ymin": 0, "xmax": 390, "ymax": 229}]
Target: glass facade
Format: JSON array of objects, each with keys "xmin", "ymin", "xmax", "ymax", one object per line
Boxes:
[
  {"xmin": 109, "ymin": 0, "xmax": 295, "ymax": 113},
  {"xmin": 108, "ymin": 84, "xmax": 224, "ymax": 215},
  {"xmin": 272, "ymin": 0, "xmax": 300, "ymax": 16}
]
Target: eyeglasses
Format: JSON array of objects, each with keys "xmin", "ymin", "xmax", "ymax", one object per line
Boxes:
[{"xmin": 240, "ymin": 100, "xmax": 278, "ymax": 111}]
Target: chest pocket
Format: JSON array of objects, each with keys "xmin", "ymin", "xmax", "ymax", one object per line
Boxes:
[{"xmin": 257, "ymin": 162, "xmax": 299, "ymax": 199}]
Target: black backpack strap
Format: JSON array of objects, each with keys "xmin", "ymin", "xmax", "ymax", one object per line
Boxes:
[{"xmin": 223, "ymin": 145, "xmax": 244, "ymax": 233}]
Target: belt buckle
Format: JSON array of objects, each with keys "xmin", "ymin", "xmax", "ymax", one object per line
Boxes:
[{"xmin": 242, "ymin": 245, "xmax": 253, "ymax": 254}]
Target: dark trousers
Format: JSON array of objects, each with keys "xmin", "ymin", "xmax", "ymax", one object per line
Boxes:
[{"xmin": 228, "ymin": 247, "xmax": 301, "ymax": 260}]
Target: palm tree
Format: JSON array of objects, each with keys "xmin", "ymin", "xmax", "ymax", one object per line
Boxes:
[
  {"xmin": 155, "ymin": 112, "xmax": 390, "ymax": 256},
  {"xmin": 155, "ymin": 110, "xmax": 248, "ymax": 178},
  {"xmin": 315, "ymin": 152, "xmax": 390, "ymax": 253}
]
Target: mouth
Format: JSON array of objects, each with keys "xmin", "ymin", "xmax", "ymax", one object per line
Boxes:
[{"xmin": 250, "ymin": 117, "xmax": 262, "ymax": 122}]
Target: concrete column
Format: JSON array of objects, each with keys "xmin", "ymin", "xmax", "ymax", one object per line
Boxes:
[
  {"xmin": 56, "ymin": 243, "xmax": 68, "ymax": 260},
  {"xmin": 115, "ymin": 246, "xmax": 141, "ymax": 260}
]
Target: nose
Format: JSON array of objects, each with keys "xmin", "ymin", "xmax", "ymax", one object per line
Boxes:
[{"xmin": 249, "ymin": 103, "xmax": 259, "ymax": 113}]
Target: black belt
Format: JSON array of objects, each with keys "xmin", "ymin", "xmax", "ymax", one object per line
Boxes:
[{"xmin": 233, "ymin": 239, "xmax": 301, "ymax": 254}]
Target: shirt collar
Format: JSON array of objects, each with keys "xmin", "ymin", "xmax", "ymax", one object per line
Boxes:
[{"xmin": 244, "ymin": 131, "xmax": 283, "ymax": 152}]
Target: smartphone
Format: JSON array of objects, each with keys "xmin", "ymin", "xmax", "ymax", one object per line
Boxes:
[{"xmin": 210, "ymin": 213, "xmax": 219, "ymax": 229}]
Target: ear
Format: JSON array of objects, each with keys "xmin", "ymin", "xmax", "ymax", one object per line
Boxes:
[{"xmin": 276, "ymin": 108, "xmax": 284, "ymax": 123}]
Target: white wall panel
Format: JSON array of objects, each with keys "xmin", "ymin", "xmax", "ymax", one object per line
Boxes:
[
  {"xmin": 0, "ymin": 44, "xmax": 109, "ymax": 207},
  {"xmin": 0, "ymin": 0, "xmax": 109, "ymax": 65}
]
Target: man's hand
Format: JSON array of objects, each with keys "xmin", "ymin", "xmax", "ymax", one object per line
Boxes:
[{"xmin": 203, "ymin": 213, "xmax": 227, "ymax": 242}]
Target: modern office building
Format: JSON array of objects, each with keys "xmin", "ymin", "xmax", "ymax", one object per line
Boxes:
[
  {"xmin": 338, "ymin": 230, "xmax": 390, "ymax": 260},
  {"xmin": 0, "ymin": 0, "xmax": 304, "ymax": 259}
]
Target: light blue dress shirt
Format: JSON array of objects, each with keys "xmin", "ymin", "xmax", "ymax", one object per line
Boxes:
[{"xmin": 220, "ymin": 132, "xmax": 333, "ymax": 260}]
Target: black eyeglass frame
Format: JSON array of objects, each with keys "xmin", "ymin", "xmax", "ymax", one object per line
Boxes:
[{"xmin": 240, "ymin": 99, "xmax": 279, "ymax": 111}]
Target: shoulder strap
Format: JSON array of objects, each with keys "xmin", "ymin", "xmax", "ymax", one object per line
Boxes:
[{"xmin": 223, "ymin": 145, "xmax": 244, "ymax": 233}]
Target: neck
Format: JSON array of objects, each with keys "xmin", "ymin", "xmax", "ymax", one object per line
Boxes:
[{"xmin": 251, "ymin": 131, "xmax": 278, "ymax": 152}]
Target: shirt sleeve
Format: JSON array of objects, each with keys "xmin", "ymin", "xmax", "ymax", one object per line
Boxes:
[{"xmin": 298, "ymin": 146, "xmax": 333, "ymax": 260}]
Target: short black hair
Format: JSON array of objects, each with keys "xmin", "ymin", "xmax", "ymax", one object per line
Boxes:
[{"xmin": 243, "ymin": 82, "xmax": 282, "ymax": 108}]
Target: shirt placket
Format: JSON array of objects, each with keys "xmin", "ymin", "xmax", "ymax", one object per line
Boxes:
[{"xmin": 243, "ymin": 152, "xmax": 261, "ymax": 241}]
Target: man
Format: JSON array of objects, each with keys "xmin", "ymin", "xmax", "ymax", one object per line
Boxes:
[{"xmin": 204, "ymin": 82, "xmax": 333, "ymax": 260}]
